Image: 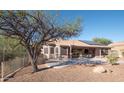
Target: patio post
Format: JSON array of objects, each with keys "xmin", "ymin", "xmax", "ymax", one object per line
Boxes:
[
  {"xmin": 58, "ymin": 46, "xmax": 61, "ymax": 58},
  {"xmin": 42, "ymin": 46, "xmax": 44, "ymax": 54},
  {"xmin": 69, "ymin": 45, "xmax": 72, "ymax": 58},
  {"xmin": 66, "ymin": 47, "xmax": 68, "ymax": 58},
  {"xmin": 99, "ymin": 48, "xmax": 102, "ymax": 58},
  {"xmin": 54, "ymin": 47, "xmax": 56, "ymax": 58},
  {"xmin": 48, "ymin": 46, "xmax": 51, "ymax": 59}
]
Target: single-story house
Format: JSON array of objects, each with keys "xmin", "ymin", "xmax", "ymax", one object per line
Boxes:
[
  {"xmin": 109, "ymin": 42, "xmax": 124, "ymax": 58},
  {"xmin": 41, "ymin": 40, "xmax": 111, "ymax": 59}
]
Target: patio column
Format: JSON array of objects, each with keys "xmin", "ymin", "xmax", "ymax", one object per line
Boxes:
[
  {"xmin": 48, "ymin": 46, "xmax": 51, "ymax": 59},
  {"xmin": 99, "ymin": 48, "xmax": 102, "ymax": 57},
  {"xmin": 66, "ymin": 48, "xmax": 68, "ymax": 58},
  {"xmin": 54, "ymin": 46, "xmax": 56, "ymax": 59},
  {"xmin": 69, "ymin": 45, "xmax": 72, "ymax": 58},
  {"xmin": 58, "ymin": 46, "xmax": 61, "ymax": 58},
  {"xmin": 42, "ymin": 46, "xmax": 44, "ymax": 54}
]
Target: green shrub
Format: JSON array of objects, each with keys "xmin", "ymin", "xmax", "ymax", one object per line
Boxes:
[{"xmin": 106, "ymin": 54, "xmax": 119, "ymax": 65}]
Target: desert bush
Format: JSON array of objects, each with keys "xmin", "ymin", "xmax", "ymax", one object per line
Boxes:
[{"xmin": 106, "ymin": 54, "xmax": 119, "ymax": 65}]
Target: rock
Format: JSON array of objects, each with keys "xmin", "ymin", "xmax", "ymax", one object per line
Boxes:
[
  {"xmin": 107, "ymin": 69, "xmax": 113, "ymax": 73},
  {"xmin": 93, "ymin": 66, "xmax": 107, "ymax": 73},
  {"xmin": 85, "ymin": 64, "xmax": 95, "ymax": 67}
]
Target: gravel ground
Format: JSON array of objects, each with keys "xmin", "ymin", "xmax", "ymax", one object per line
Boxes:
[{"xmin": 5, "ymin": 63, "xmax": 124, "ymax": 82}]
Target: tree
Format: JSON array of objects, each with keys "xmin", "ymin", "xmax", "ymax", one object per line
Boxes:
[
  {"xmin": 0, "ymin": 35, "xmax": 25, "ymax": 62},
  {"xmin": 92, "ymin": 37, "xmax": 112, "ymax": 45},
  {"xmin": 0, "ymin": 10, "xmax": 82, "ymax": 72}
]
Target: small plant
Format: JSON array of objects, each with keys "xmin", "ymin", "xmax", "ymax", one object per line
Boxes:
[{"xmin": 106, "ymin": 54, "xmax": 119, "ymax": 65}]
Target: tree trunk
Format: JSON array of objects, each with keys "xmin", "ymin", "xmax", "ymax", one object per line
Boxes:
[
  {"xmin": 30, "ymin": 58, "xmax": 39, "ymax": 72},
  {"xmin": 28, "ymin": 53, "xmax": 39, "ymax": 72}
]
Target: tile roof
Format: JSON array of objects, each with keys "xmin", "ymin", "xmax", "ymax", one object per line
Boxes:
[
  {"xmin": 109, "ymin": 41, "xmax": 124, "ymax": 47},
  {"xmin": 79, "ymin": 40, "xmax": 103, "ymax": 45},
  {"xmin": 49, "ymin": 40, "xmax": 110, "ymax": 48}
]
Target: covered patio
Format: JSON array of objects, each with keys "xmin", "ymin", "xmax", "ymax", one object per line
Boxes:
[{"xmin": 42, "ymin": 44, "xmax": 110, "ymax": 59}]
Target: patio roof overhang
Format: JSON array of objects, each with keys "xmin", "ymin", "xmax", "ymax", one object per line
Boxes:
[
  {"xmin": 48, "ymin": 40, "xmax": 111, "ymax": 49},
  {"xmin": 56, "ymin": 44, "xmax": 111, "ymax": 49}
]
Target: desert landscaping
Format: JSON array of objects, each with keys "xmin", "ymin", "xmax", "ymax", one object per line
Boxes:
[
  {"xmin": 0, "ymin": 10, "xmax": 124, "ymax": 82},
  {"xmin": 5, "ymin": 58, "xmax": 124, "ymax": 82}
]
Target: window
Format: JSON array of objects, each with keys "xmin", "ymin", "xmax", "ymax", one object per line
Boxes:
[
  {"xmin": 50, "ymin": 47, "xmax": 54, "ymax": 54},
  {"xmin": 44, "ymin": 47, "xmax": 48, "ymax": 54}
]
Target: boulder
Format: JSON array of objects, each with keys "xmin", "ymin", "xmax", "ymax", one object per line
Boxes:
[
  {"xmin": 93, "ymin": 66, "xmax": 107, "ymax": 73},
  {"xmin": 85, "ymin": 64, "xmax": 95, "ymax": 67}
]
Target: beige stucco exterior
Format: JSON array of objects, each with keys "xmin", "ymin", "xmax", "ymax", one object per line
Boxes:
[
  {"xmin": 42, "ymin": 40, "xmax": 111, "ymax": 59},
  {"xmin": 42, "ymin": 40, "xmax": 124, "ymax": 59}
]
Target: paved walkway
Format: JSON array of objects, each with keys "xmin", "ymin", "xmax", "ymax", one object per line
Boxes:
[{"xmin": 46, "ymin": 57, "xmax": 107, "ymax": 68}]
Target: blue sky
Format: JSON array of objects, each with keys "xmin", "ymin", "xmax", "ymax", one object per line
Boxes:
[{"xmin": 58, "ymin": 10, "xmax": 124, "ymax": 42}]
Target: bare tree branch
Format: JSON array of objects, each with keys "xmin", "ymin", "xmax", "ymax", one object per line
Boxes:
[{"xmin": 0, "ymin": 10, "xmax": 82, "ymax": 72}]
